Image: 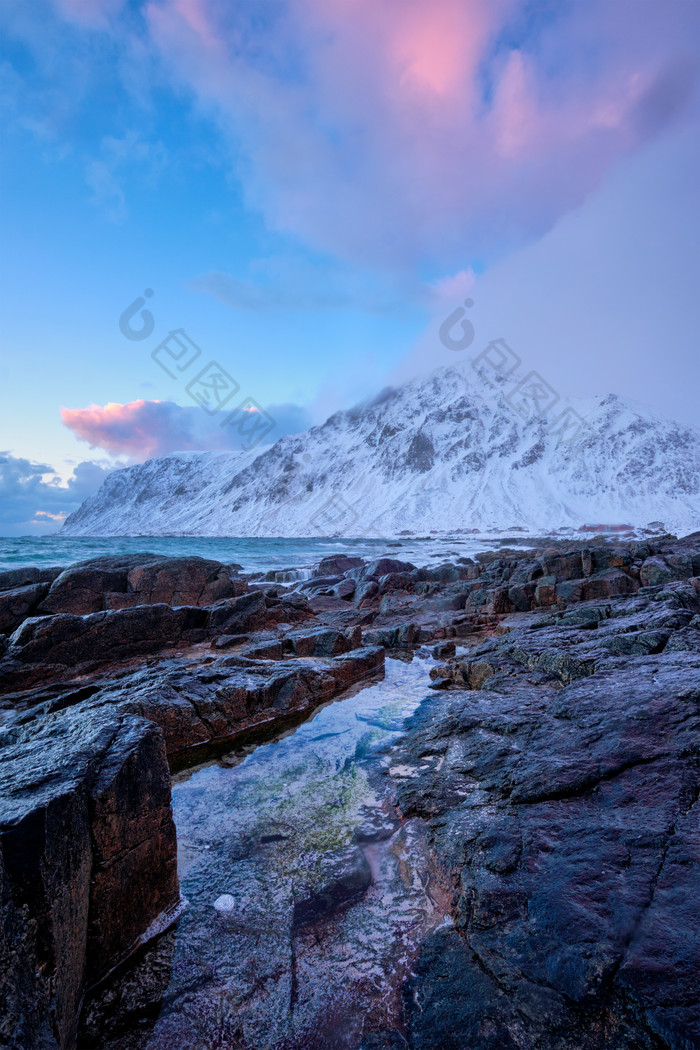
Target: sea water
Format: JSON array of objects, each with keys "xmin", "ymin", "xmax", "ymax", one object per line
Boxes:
[{"xmin": 0, "ymin": 534, "xmax": 507, "ymax": 574}]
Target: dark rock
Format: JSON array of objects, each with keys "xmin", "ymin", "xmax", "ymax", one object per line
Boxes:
[
  {"xmin": 292, "ymin": 846, "xmax": 371, "ymax": 929},
  {"xmin": 207, "ymin": 590, "xmax": 269, "ymax": 636},
  {"xmin": 465, "ymin": 586, "xmax": 512, "ymax": 615},
  {"xmin": 640, "ymin": 555, "xmax": 679, "ymax": 587},
  {"xmin": 243, "ymin": 639, "xmax": 284, "ymax": 659},
  {"xmin": 541, "ymin": 550, "xmax": 586, "ymax": 580},
  {"xmin": 363, "ymin": 623, "xmax": 418, "ymax": 648},
  {"xmin": 555, "ymin": 569, "xmax": 638, "ymax": 603},
  {"xmin": 39, "ymin": 566, "xmax": 128, "ymax": 615},
  {"xmin": 353, "ymin": 808, "xmax": 400, "ymax": 844},
  {"xmin": 317, "ymin": 554, "xmax": 365, "ymax": 576},
  {"xmin": 534, "ymin": 575, "xmax": 557, "ymax": 606},
  {"xmin": 1, "ymin": 605, "xmax": 207, "ymax": 685},
  {"xmin": 211, "ymin": 632, "xmax": 250, "ymax": 650},
  {"xmin": 284, "ymin": 626, "xmax": 353, "ymax": 657},
  {"xmin": 507, "ymin": 580, "xmax": 537, "ymax": 611},
  {"xmin": 332, "ymin": 578, "xmax": 356, "ymax": 599},
  {"xmin": 0, "ymin": 583, "xmax": 49, "ymax": 635},
  {"xmin": 355, "ymin": 580, "xmax": 379, "ymax": 606},
  {"xmin": 45, "ymin": 646, "xmax": 387, "ymax": 763},
  {"xmin": 0, "ymin": 566, "xmax": 63, "ymax": 593},
  {"xmin": 421, "ymin": 563, "xmax": 462, "ymax": 584},
  {"xmin": 432, "ymin": 641, "xmax": 456, "ymax": 659},
  {"xmin": 377, "ymin": 571, "xmax": 415, "ymax": 595},
  {"xmin": 359, "ymin": 1031, "xmax": 407, "ymax": 1050},
  {"xmin": 126, "ymin": 556, "xmax": 242, "ymax": 606},
  {"xmin": 363, "ymin": 558, "xmax": 416, "ymax": 580},
  {"xmin": 0, "ymin": 709, "xmax": 179, "ymax": 1050},
  {"xmin": 393, "ymin": 644, "xmax": 700, "ymax": 1050}
]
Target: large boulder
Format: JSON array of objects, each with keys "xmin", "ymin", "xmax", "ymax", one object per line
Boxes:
[
  {"xmin": 0, "ymin": 709, "xmax": 179, "ymax": 1050},
  {"xmin": 125, "ymin": 557, "xmax": 242, "ymax": 607},
  {"xmin": 39, "ymin": 566, "xmax": 129, "ymax": 615},
  {"xmin": 35, "ymin": 557, "xmax": 245, "ymax": 616},
  {"xmin": 362, "ymin": 558, "xmax": 416, "ymax": 580},
  {"xmin": 316, "ymin": 554, "xmax": 365, "ymax": 576}
]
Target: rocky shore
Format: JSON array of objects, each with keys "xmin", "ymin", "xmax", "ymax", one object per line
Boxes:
[{"xmin": 1, "ymin": 534, "xmax": 698, "ymax": 1049}]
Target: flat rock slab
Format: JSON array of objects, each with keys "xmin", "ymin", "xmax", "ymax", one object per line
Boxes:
[{"xmin": 391, "ymin": 646, "xmax": 700, "ymax": 1050}]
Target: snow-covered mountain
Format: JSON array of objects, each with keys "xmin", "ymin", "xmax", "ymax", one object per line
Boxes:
[{"xmin": 62, "ymin": 361, "xmax": 700, "ymax": 538}]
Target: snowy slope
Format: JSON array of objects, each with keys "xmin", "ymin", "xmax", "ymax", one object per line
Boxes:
[{"xmin": 62, "ymin": 361, "xmax": 700, "ymax": 537}]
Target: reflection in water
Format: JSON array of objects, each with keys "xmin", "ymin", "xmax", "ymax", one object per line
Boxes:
[{"xmin": 80, "ymin": 653, "xmax": 450, "ymax": 1050}]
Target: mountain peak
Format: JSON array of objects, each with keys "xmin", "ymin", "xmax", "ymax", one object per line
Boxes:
[{"xmin": 63, "ymin": 363, "xmax": 700, "ymax": 538}]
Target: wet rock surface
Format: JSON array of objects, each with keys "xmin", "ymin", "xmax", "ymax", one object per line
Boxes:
[
  {"xmin": 384, "ymin": 538, "xmax": 700, "ymax": 1050},
  {"xmin": 1, "ymin": 533, "xmax": 699, "ymax": 1048},
  {"xmin": 0, "ymin": 709, "xmax": 179, "ymax": 1050}
]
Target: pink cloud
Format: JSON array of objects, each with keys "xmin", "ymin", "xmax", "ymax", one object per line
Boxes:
[
  {"xmin": 61, "ymin": 399, "xmax": 310, "ymax": 459},
  {"xmin": 141, "ymin": 0, "xmax": 699, "ymax": 270}
]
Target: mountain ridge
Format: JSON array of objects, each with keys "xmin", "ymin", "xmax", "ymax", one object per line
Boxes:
[{"xmin": 62, "ymin": 360, "xmax": 700, "ymax": 538}]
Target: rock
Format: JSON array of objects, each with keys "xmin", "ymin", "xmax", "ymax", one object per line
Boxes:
[
  {"xmin": 355, "ymin": 580, "xmax": 379, "ymax": 606},
  {"xmin": 211, "ymin": 632, "xmax": 250, "ymax": 650},
  {"xmin": 0, "ymin": 566, "xmax": 63, "ymax": 593},
  {"xmin": 534, "ymin": 575, "xmax": 558, "ymax": 606},
  {"xmin": 363, "ymin": 623, "xmax": 418, "ymax": 648},
  {"xmin": 332, "ymin": 578, "xmax": 356, "ymax": 600},
  {"xmin": 640, "ymin": 555, "xmax": 676, "ymax": 587},
  {"xmin": 0, "ymin": 583, "xmax": 49, "ymax": 635},
  {"xmin": 344, "ymin": 625, "xmax": 363, "ymax": 648},
  {"xmin": 359, "ymin": 1032, "xmax": 407, "ymax": 1050},
  {"xmin": 316, "ymin": 555, "xmax": 365, "ymax": 576},
  {"xmin": 207, "ymin": 590, "xmax": 269, "ymax": 635},
  {"xmin": 284, "ymin": 626, "xmax": 353, "ymax": 657},
  {"xmin": 353, "ymin": 808, "xmax": 400, "ymax": 844},
  {"xmin": 377, "ymin": 572, "xmax": 415, "ymax": 595},
  {"xmin": 39, "ymin": 565, "xmax": 128, "ymax": 615},
  {"xmin": 363, "ymin": 558, "xmax": 416, "ymax": 580},
  {"xmin": 0, "ymin": 605, "xmax": 208, "ymax": 691},
  {"xmin": 432, "ymin": 641, "xmax": 456, "ymax": 659},
  {"xmin": 0, "ymin": 709, "xmax": 179, "ymax": 1050},
  {"xmin": 555, "ymin": 568, "xmax": 638, "ymax": 603},
  {"xmin": 33, "ymin": 557, "xmax": 247, "ymax": 616},
  {"xmin": 392, "ymin": 640, "xmax": 700, "ymax": 1050},
  {"xmin": 541, "ymin": 550, "xmax": 586, "ymax": 580},
  {"xmin": 507, "ymin": 580, "xmax": 537, "ymax": 611},
  {"xmin": 243, "ymin": 639, "xmax": 284, "ymax": 659},
  {"xmin": 33, "ymin": 646, "xmax": 387, "ymax": 764},
  {"xmin": 465, "ymin": 586, "xmax": 512, "ymax": 615},
  {"xmin": 126, "ymin": 556, "xmax": 242, "ymax": 606},
  {"xmin": 292, "ymin": 846, "xmax": 372, "ymax": 929},
  {"xmin": 264, "ymin": 592, "xmax": 314, "ymax": 626}
]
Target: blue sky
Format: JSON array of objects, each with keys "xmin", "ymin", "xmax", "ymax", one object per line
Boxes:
[{"xmin": 1, "ymin": 0, "xmax": 699, "ymax": 534}]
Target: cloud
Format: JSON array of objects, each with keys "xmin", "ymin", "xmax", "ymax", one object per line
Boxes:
[
  {"xmin": 60, "ymin": 398, "xmax": 312, "ymax": 458},
  {"xmin": 48, "ymin": 0, "xmax": 126, "ymax": 29},
  {"xmin": 191, "ymin": 262, "xmax": 410, "ymax": 314},
  {"xmin": 141, "ymin": 0, "xmax": 700, "ymax": 271},
  {"xmin": 85, "ymin": 130, "xmax": 168, "ymax": 221},
  {"xmin": 0, "ymin": 454, "xmax": 116, "ymax": 534}
]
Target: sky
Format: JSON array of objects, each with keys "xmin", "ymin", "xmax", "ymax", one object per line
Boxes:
[{"xmin": 1, "ymin": 0, "xmax": 699, "ymax": 534}]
